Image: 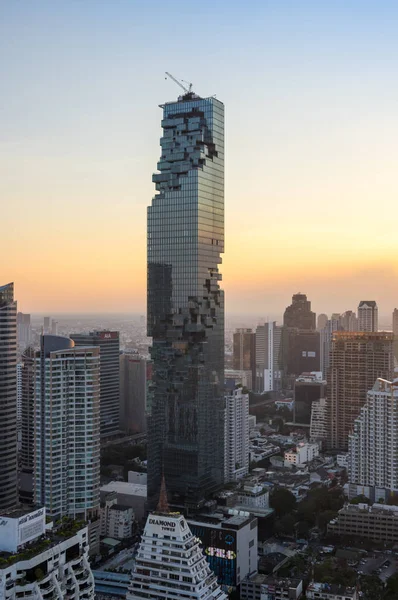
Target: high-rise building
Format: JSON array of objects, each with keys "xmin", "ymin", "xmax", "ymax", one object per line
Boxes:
[
  {"xmin": 34, "ymin": 335, "xmax": 101, "ymax": 521},
  {"xmin": 127, "ymin": 502, "xmax": 227, "ymax": 600},
  {"xmin": 233, "ymin": 328, "xmax": 255, "ymax": 387},
  {"xmin": 17, "ymin": 312, "xmax": 32, "ymax": 347},
  {"xmin": 147, "ymin": 92, "xmax": 225, "ymax": 510},
  {"xmin": 310, "ymin": 398, "xmax": 328, "ymax": 446},
  {"xmin": 340, "ymin": 310, "xmax": 358, "ymax": 332},
  {"xmin": 358, "ymin": 300, "xmax": 378, "ymax": 332},
  {"xmin": 51, "ymin": 319, "xmax": 58, "ymax": 335},
  {"xmin": 255, "ymin": 322, "xmax": 282, "ymax": 392},
  {"xmin": 317, "ymin": 313, "xmax": 328, "ymax": 331},
  {"xmin": 225, "ymin": 388, "xmax": 249, "ymax": 482},
  {"xmin": 120, "ymin": 351, "xmax": 148, "ymax": 434},
  {"xmin": 19, "ymin": 346, "xmax": 36, "ymax": 504},
  {"xmin": 293, "ymin": 371, "xmax": 326, "ymax": 426},
  {"xmin": 281, "ymin": 328, "xmax": 320, "ymax": 381},
  {"xmin": 71, "ymin": 330, "xmax": 120, "ymax": 437},
  {"xmin": 348, "ymin": 378, "xmax": 398, "ymax": 502},
  {"xmin": 393, "ymin": 308, "xmax": 398, "ymax": 362},
  {"xmin": 0, "ymin": 283, "xmax": 18, "ymax": 511},
  {"xmin": 43, "ymin": 316, "xmax": 51, "ymax": 333},
  {"xmin": 283, "ymin": 293, "xmax": 316, "ymax": 330},
  {"xmin": 327, "ymin": 332, "xmax": 393, "ymax": 450}
]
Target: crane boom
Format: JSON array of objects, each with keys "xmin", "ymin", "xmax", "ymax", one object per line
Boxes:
[{"xmin": 165, "ymin": 72, "xmax": 193, "ymax": 94}]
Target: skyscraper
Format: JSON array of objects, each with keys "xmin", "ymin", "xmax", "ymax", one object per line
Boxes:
[
  {"xmin": 17, "ymin": 312, "xmax": 32, "ymax": 348},
  {"xmin": 358, "ymin": 300, "xmax": 378, "ymax": 332},
  {"xmin": 71, "ymin": 330, "xmax": 120, "ymax": 437},
  {"xmin": 283, "ymin": 293, "xmax": 316, "ymax": 330},
  {"xmin": 393, "ymin": 308, "xmax": 398, "ymax": 361},
  {"xmin": 120, "ymin": 351, "xmax": 148, "ymax": 434},
  {"xmin": 34, "ymin": 335, "xmax": 101, "ymax": 521},
  {"xmin": 327, "ymin": 332, "xmax": 393, "ymax": 450},
  {"xmin": 0, "ymin": 283, "xmax": 18, "ymax": 510},
  {"xmin": 225, "ymin": 388, "xmax": 249, "ymax": 482},
  {"xmin": 19, "ymin": 346, "xmax": 36, "ymax": 504},
  {"xmin": 348, "ymin": 378, "xmax": 398, "ymax": 502},
  {"xmin": 233, "ymin": 328, "xmax": 255, "ymax": 387},
  {"xmin": 147, "ymin": 92, "xmax": 225, "ymax": 510},
  {"xmin": 317, "ymin": 313, "xmax": 328, "ymax": 331},
  {"xmin": 255, "ymin": 322, "xmax": 282, "ymax": 392}
]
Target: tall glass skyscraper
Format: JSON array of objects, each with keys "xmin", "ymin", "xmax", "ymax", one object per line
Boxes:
[
  {"xmin": 0, "ymin": 283, "xmax": 18, "ymax": 510},
  {"xmin": 147, "ymin": 92, "xmax": 225, "ymax": 510}
]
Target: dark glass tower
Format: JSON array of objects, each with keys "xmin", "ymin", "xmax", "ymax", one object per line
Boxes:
[
  {"xmin": 0, "ymin": 283, "xmax": 18, "ymax": 510},
  {"xmin": 147, "ymin": 93, "xmax": 225, "ymax": 510}
]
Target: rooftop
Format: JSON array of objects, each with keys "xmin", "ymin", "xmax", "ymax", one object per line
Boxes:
[
  {"xmin": 100, "ymin": 481, "xmax": 147, "ymax": 497},
  {"xmin": 245, "ymin": 573, "xmax": 302, "ymax": 587},
  {"xmin": 307, "ymin": 582, "xmax": 356, "ymax": 596}
]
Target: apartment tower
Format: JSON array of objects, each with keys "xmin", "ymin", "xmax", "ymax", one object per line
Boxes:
[
  {"xmin": 147, "ymin": 91, "xmax": 225, "ymax": 510},
  {"xmin": 358, "ymin": 300, "xmax": 378, "ymax": 332}
]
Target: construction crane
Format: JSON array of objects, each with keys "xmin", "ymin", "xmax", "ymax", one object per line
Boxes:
[{"xmin": 165, "ymin": 72, "xmax": 193, "ymax": 95}]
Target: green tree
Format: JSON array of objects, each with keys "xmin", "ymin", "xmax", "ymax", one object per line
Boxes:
[
  {"xmin": 360, "ymin": 574, "xmax": 384, "ymax": 600},
  {"xmin": 274, "ymin": 514, "xmax": 297, "ymax": 536},
  {"xmin": 270, "ymin": 488, "xmax": 296, "ymax": 518},
  {"xmin": 350, "ymin": 494, "xmax": 370, "ymax": 505},
  {"xmin": 385, "ymin": 573, "xmax": 398, "ymax": 598}
]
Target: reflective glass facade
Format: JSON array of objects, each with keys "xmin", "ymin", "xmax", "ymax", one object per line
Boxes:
[{"xmin": 147, "ymin": 95, "xmax": 225, "ymax": 509}]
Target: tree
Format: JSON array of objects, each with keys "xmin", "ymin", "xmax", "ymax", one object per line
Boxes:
[
  {"xmin": 270, "ymin": 488, "xmax": 296, "ymax": 518},
  {"xmin": 349, "ymin": 494, "xmax": 370, "ymax": 505},
  {"xmin": 274, "ymin": 513, "xmax": 297, "ymax": 537},
  {"xmin": 360, "ymin": 574, "xmax": 384, "ymax": 600},
  {"xmin": 385, "ymin": 573, "xmax": 398, "ymax": 598}
]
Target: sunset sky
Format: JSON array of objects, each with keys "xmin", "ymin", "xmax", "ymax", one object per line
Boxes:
[{"xmin": 2, "ymin": 0, "xmax": 398, "ymax": 319}]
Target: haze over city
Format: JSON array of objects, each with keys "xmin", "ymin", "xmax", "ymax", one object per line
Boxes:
[{"xmin": 2, "ymin": 0, "xmax": 398, "ymax": 316}]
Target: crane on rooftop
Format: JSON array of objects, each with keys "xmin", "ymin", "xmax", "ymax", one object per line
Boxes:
[{"xmin": 165, "ymin": 72, "xmax": 193, "ymax": 95}]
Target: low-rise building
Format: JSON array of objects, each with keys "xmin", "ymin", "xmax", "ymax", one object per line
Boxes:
[
  {"xmin": 101, "ymin": 494, "xmax": 133, "ymax": 540},
  {"xmin": 100, "ymin": 482, "xmax": 146, "ymax": 522},
  {"xmin": 241, "ymin": 573, "xmax": 303, "ymax": 600},
  {"xmin": 284, "ymin": 443, "xmax": 319, "ymax": 467},
  {"xmin": 275, "ymin": 398, "xmax": 294, "ymax": 411},
  {"xmin": 328, "ymin": 502, "xmax": 398, "ymax": 543},
  {"xmin": 238, "ymin": 483, "xmax": 269, "ymax": 509},
  {"xmin": 306, "ymin": 582, "xmax": 358, "ymax": 600},
  {"xmin": 0, "ymin": 507, "xmax": 95, "ymax": 599}
]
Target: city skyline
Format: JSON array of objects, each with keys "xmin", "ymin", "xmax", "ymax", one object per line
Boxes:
[{"xmin": 3, "ymin": 1, "xmax": 398, "ymax": 315}]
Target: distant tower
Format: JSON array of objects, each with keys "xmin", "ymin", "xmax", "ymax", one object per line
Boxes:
[
  {"xmin": 255, "ymin": 322, "xmax": 282, "ymax": 392},
  {"xmin": 327, "ymin": 332, "xmax": 393, "ymax": 450},
  {"xmin": 317, "ymin": 313, "xmax": 328, "ymax": 331},
  {"xmin": 358, "ymin": 301, "xmax": 378, "ymax": 332},
  {"xmin": 393, "ymin": 308, "xmax": 398, "ymax": 361},
  {"xmin": 0, "ymin": 283, "xmax": 18, "ymax": 510},
  {"xmin": 233, "ymin": 328, "xmax": 256, "ymax": 388},
  {"xmin": 119, "ymin": 352, "xmax": 148, "ymax": 434},
  {"xmin": 19, "ymin": 346, "xmax": 36, "ymax": 504},
  {"xmin": 283, "ymin": 293, "xmax": 316, "ymax": 330},
  {"xmin": 43, "ymin": 316, "xmax": 51, "ymax": 333}
]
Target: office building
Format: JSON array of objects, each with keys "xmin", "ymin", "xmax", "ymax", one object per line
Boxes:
[
  {"xmin": 233, "ymin": 328, "xmax": 256, "ymax": 387},
  {"xmin": 43, "ymin": 316, "xmax": 51, "ymax": 333},
  {"xmin": 0, "ymin": 507, "xmax": 95, "ymax": 599},
  {"xmin": 71, "ymin": 330, "xmax": 120, "ymax": 437},
  {"xmin": 188, "ymin": 513, "xmax": 258, "ymax": 589},
  {"xmin": 147, "ymin": 92, "xmax": 225, "ymax": 509},
  {"xmin": 310, "ymin": 398, "xmax": 328, "ymax": 445},
  {"xmin": 0, "ymin": 283, "xmax": 18, "ymax": 511},
  {"xmin": 19, "ymin": 346, "xmax": 36, "ymax": 504},
  {"xmin": 128, "ymin": 509, "xmax": 227, "ymax": 600},
  {"xmin": 51, "ymin": 319, "xmax": 58, "ymax": 335},
  {"xmin": 241, "ymin": 574, "xmax": 303, "ymax": 600},
  {"xmin": 317, "ymin": 313, "xmax": 328, "ymax": 331},
  {"xmin": 358, "ymin": 300, "xmax": 378, "ymax": 332},
  {"xmin": 306, "ymin": 582, "xmax": 358, "ymax": 600},
  {"xmin": 120, "ymin": 351, "xmax": 148, "ymax": 434},
  {"xmin": 319, "ymin": 315, "xmax": 341, "ymax": 377},
  {"xmin": 393, "ymin": 308, "xmax": 398, "ymax": 362},
  {"xmin": 17, "ymin": 311, "xmax": 32, "ymax": 347},
  {"xmin": 225, "ymin": 388, "xmax": 249, "ymax": 482},
  {"xmin": 34, "ymin": 335, "xmax": 101, "ymax": 521},
  {"xmin": 255, "ymin": 322, "xmax": 282, "ymax": 392},
  {"xmin": 283, "ymin": 293, "xmax": 316, "ymax": 330},
  {"xmin": 281, "ymin": 328, "xmax": 320, "ymax": 381},
  {"xmin": 348, "ymin": 378, "xmax": 398, "ymax": 502},
  {"xmin": 327, "ymin": 332, "xmax": 393, "ymax": 450},
  {"xmin": 237, "ymin": 483, "xmax": 269, "ymax": 509},
  {"xmin": 339, "ymin": 310, "xmax": 358, "ymax": 332},
  {"xmin": 293, "ymin": 371, "xmax": 326, "ymax": 425},
  {"xmin": 328, "ymin": 502, "xmax": 398, "ymax": 545}
]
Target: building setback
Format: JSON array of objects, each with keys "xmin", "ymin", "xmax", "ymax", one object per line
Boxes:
[
  {"xmin": 0, "ymin": 283, "xmax": 18, "ymax": 511},
  {"xmin": 147, "ymin": 92, "xmax": 225, "ymax": 510},
  {"xmin": 327, "ymin": 332, "xmax": 393, "ymax": 450},
  {"xmin": 71, "ymin": 330, "xmax": 120, "ymax": 437}
]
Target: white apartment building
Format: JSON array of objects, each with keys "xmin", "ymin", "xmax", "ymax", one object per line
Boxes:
[
  {"xmin": 225, "ymin": 388, "xmax": 249, "ymax": 482},
  {"xmin": 101, "ymin": 494, "xmax": 133, "ymax": 540},
  {"xmin": 358, "ymin": 300, "xmax": 378, "ymax": 332},
  {"xmin": 238, "ymin": 483, "xmax": 269, "ymax": 509},
  {"xmin": 255, "ymin": 322, "xmax": 282, "ymax": 393},
  {"xmin": 34, "ymin": 335, "xmax": 101, "ymax": 522},
  {"xmin": 284, "ymin": 442, "xmax": 319, "ymax": 467},
  {"xmin": 310, "ymin": 398, "xmax": 328, "ymax": 445},
  {"xmin": 0, "ymin": 507, "xmax": 94, "ymax": 599},
  {"xmin": 127, "ymin": 512, "xmax": 227, "ymax": 600},
  {"xmin": 348, "ymin": 378, "xmax": 398, "ymax": 502}
]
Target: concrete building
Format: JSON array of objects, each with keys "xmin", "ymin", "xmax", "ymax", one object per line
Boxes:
[
  {"xmin": 358, "ymin": 300, "xmax": 378, "ymax": 332},
  {"xmin": 0, "ymin": 283, "xmax": 18, "ymax": 511},
  {"xmin": 19, "ymin": 346, "xmax": 36, "ymax": 504},
  {"xmin": 101, "ymin": 495, "xmax": 133, "ymax": 540},
  {"xmin": 284, "ymin": 443, "xmax": 319, "ymax": 467},
  {"xmin": 100, "ymin": 482, "xmax": 147, "ymax": 523},
  {"xmin": 281, "ymin": 328, "xmax": 320, "ymax": 382},
  {"xmin": 0, "ymin": 507, "xmax": 94, "ymax": 599},
  {"xmin": 128, "ymin": 510, "xmax": 227, "ymax": 600},
  {"xmin": 339, "ymin": 310, "xmax": 358, "ymax": 332},
  {"xmin": 310, "ymin": 398, "xmax": 328, "ymax": 445},
  {"xmin": 188, "ymin": 513, "xmax": 258, "ymax": 588},
  {"xmin": 17, "ymin": 312, "xmax": 32, "ymax": 348},
  {"xmin": 317, "ymin": 314, "xmax": 328, "ymax": 331},
  {"xmin": 327, "ymin": 332, "xmax": 393, "ymax": 450},
  {"xmin": 34, "ymin": 335, "xmax": 101, "ymax": 523},
  {"xmin": 393, "ymin": 308, "xmax": 398, "ymax": 362},
  {"xmin": 255, "ymin": 322, "xmax": 282, "ymax": 392},
  {"xmin": 348, "ymin": 378, "xmax": 398, "ymax": 502},
  {"xmin": 237, "ymin": 483, "xmax": 269, "ymax": 509},
  {"xmin": 241, "ymin": 574, "xmax": 303, "ymax": 600},
  {"xmin": 225, "ymin": 368, "xmax": 253, "ymax": 390},
  {"xmin": 306, "ymin": 582, "xmax": 358, "ymax": 600},
  {"xmin": 293, "ymin": 371, "xmax": 326, "ymax": 426},
  {"xmin": 328, "ymin": 503, "xmax": 398, "ymax": 544},
  {"xmin": 71, "ymin": 330, "xmax": 120, "ymax": 438},
  {"xmin": 283, "ymin": 293, "xmax": 316, "ymax": 330},
  {"xmin": 233, "ymin": 328, "xmax": 256, "ymax": 387},
  {"xmin": 120, "ymin": 352, "xmax": 148, "ymax": 434},
  {"xmin": 225, "ymin": 388, "xmax": 249, "ymax": 482},
  {"xmin": 128, "ymin": 471, "xmax": 148, "ymax": 485}
]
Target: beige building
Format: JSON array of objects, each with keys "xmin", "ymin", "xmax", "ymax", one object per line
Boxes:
[{"xmin": 328, "ymin": 503, "xmax": 398, "ymax": 543}]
